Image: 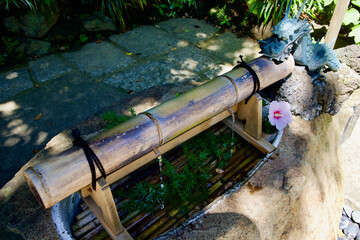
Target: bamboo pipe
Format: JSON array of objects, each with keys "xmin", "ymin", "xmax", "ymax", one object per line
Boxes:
[{"xmin": 24, "ymin": 56, "xmax": 294, "ymax": 209}]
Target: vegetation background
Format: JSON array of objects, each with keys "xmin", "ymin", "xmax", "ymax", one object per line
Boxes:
[{"xmin": 0, "ymin": 0, "xmax": 359, "ymax": 66}]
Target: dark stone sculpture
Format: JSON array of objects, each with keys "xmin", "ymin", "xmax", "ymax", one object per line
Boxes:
[{"xmin": 259, "ymin": 0, "xmax": 340, "ymax": 81}]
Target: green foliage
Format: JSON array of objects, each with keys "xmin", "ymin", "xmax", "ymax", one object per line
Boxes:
[
  {"xmin": 262, "ymin": 99, "xmax": 276, "ymax": 133},
  {"xmin": 247, "ymin": 0, "xmax": 289, "ymax": 26},
  {"xmin": 101, "ymin": 108, "xmax": 136, "ymax": 129},
  {"xmin": 1, "ymin": 37, "xmax": 24, "ymax": 64},
  {"xmin": 167, "ymin": 0, "xmax": 197, "ymax": 17},
  {"xmin": 343, "ymin": 0, "xmax": 360, "ymax": 44},
  {"xmin": 210, "ymin": 4, "xmax": 232, "ymax": 26},
  {"xmin": 1, "ymin": 0, "xmax": 60, "ymax": 13},
  {"xmin": 121, "ymin": 130, "xmax": 236, "ymax": 214},
  {"xmin": 154, "ymin": 3, "xmax": 167, "ymax": 15},
  {"xmin": 100, "ymin": 0, "xmax": 148, "ymax": 27},
  {"xmin": 79, "ymin": 34, "xmax": 88, "ymax": 43}
]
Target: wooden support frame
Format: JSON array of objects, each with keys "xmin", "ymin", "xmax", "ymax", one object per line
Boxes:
[
  {"xmin": 80, "ymin": 178, "xmax": 132, "ymax": 240},
  {"xmin": 79, "ymin": 95, "xmax": 275, "ymax": 240},
  {"xmin": 223, "ymin": 94, "xmax": 276, "ymax": 154}
]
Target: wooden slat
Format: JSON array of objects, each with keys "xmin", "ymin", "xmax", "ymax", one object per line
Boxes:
[{"xmin": 223, "ymin": 117, "xmax": 275, "ymax": 153}]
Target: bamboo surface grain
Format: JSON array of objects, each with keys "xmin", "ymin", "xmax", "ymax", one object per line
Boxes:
[{"xmin": 24, "ymin": 56, "xmax": 294, "ymax": 209}]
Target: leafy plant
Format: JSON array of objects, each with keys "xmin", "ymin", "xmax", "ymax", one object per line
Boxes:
[
  {"xmin": 79, "ymin": 34, "xmax": 88, "ymax": 43},
  {"xmin": 246, "ymin": 0, "xmax": 290, "ymax": 26},
  {"xmin": 210, "ymin": 4, "xmax": 232, "ymax": 26},
  {"xmin": 1, "ymin": 0, "xmax": 60, "ymax": 13},
  {"xmin": 101, "ymin": 108, "xmax": 136, "ymax": 129},
  {"xmin": 154, "ymin": 3, "xmax": 168, "ymax": 15},
  {"xmin": 120, "ymin": 130, "xmax": 237, "ymax": 214},
  {"xmin": 100, "ymin": 0, "xmax": 148, "ymax": 27},
  {"xmin": 343, "ymin": 0, "xmax": 360, "ymax": 44},
  {"xmin": 167, "ymin": 0, "xmax": 197, "ymax": 17}
]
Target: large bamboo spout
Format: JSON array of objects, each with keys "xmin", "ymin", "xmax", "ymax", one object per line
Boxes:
[{"xmin": 24, "ymin": 56, "xmax": 294, "ymax": 209}]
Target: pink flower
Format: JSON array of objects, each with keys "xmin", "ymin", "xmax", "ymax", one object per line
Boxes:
[{"xmin": 268, "ymin": 101, "xmax": 293, "ymax": 131}]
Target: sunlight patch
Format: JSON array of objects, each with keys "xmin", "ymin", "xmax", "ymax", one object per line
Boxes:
[
  {"xmin": 36, "ymin": 131, "xmax": 48, "ymax": 145},
  {"xmin": 5, "ymin": 71, "xmax": 19, "ymax": 80},
  {"xmin": 0, "ymin": 101, "xmax": 20, "ymax": 117}
]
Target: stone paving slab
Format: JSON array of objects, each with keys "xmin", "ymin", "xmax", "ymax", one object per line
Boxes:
[
  {"xmin": 167, "ymin": 45, "xmax": 220, "ymax": 73},
  {"xmin": 109, "ymin": 25, "xmax": 180, "ymax": 58},
  {"xmin": 62, "ymin": 41, "xmax": 137, "ymax": 77},
  {"xmin": 158, "ymin": 18, "xmax": 219, "ymax": 45},
  {"xmin": 199, "ymin": 32, "xmax": 261, "ymax": 65},
  {"xmin": 0, "ymin": 68, "xmax": 34, "ymax": 103},
  {"xmin": 103, "ymin": 58, "xmax": 201, "ymax": 92},
  {"xmin": 29, "ymin": 54, "xmax": 72, "ymax": 83},
  {"xmin": 0, "ymin": 72, "xmax": 127, "ymax": 186}
]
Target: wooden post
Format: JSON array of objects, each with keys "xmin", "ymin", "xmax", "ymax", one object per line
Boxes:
[
  {"xmin": 324, "ymin": 0, "xmax": 351, "ymax": 48},
  {"xmin": 223, "ymin": 94, "xmax": 275, "ymax": 154},
  {"xmin": 236, "ymin": 93, "xmax": 262, "ymax": 140},
  {"xmin": 80, "ymin": 178, "xmax": 133, "ymax": 240}
]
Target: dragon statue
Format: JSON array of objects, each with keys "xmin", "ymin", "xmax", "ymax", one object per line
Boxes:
[{"xmin": 258, "ymin": 0, "xmax": 340, "ymax": 81}]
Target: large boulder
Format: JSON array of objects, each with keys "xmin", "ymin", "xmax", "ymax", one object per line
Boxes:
[
  {"xmin": 277, "ymin": 63, "xmax": 360, "ymax": 120},
  {"xmin": 335, "ymin": 45, "xmax": 360, "ymax": 74},
  {"xmin": 162, "ymin": 113, "xmax": 343, "ymax": 240},
  {"xmin": 82, "ymin": 11, "xmax": 116, "ymax": 32},
  {"xmin": 4, "ymin": 11, "xmax": 59, "ymax": 38}
]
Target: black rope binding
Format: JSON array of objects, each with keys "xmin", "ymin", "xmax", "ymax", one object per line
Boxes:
[
  {"xmin": 72, "ymin": 129, "xmax": 106, "ymax": 190},
  {"xmin": 234, "ymin": 55, "xmax": 261, "ymax": 103}
]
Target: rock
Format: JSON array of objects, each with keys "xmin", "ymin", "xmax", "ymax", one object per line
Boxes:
[
  {"xmin": 4, "ymin": 11, "xmax": 59, "ymax": 38},
  {"xmin": 344, "ymin": 204, "xmax": 353, "ymax": 218},
  {"xmin": 109, "ymin": 25, "xmax": 179, "ymax": 58},
  {"xmin": 277, "ymin": 63, "xmax": 360, "ymax": 121},
  {"xmin": 336, "ymin": 45, "xmax": 360, "ymax": 74},
  {"xmin": 339, "ymin": 215, "xmax": 351, "ymax": 230},
  {"xmin": 163, "ymin": 114, "xmax": 343, "ymax": 240},
  {"xmin": 158, "ymin": 18, "xmax": 219, "ymax": 45},
  {"xmin": 28, "ymin": 54, "xmax": 72, "ymax": 83},
  {"xmin": 45, "ymin": 18, "xmax": 82, "ymax": 42},
  {"xmin": 352, "ymin": 211, "xmax": 360, "ymax": 224},
  {"xmin": 82, "ymin": 12, "xmax": 116, "ymax": 32},
  {"xmin": 276, "ymin": 66, "xmax": 334, "ymax": 120},
  {"xmin": 15, "ymin": 38, "xmax": 51, "ymax": 57},
  {"xmin": 325, "ymin": 63, "xmax": 360, "ymax": 104},
  {"xmin": 0, "ymin": 68, "xmax": 34, "ymax": 102},
  {"xmin": 62, "ymin": 41, "xmax": 136, "ymax": 77},
  {"xmin": 344, "ymin": 223, "xmax": 360, "ymax": 239},
  {"xmin": 3, "ymin": 16, "xmax": 20, "ymax": 34}
]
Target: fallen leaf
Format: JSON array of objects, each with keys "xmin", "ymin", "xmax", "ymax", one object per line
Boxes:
[
  {"xmin": 216, "ymin": 168, "xmax": 224, "ymax": 174},
  {"xmin": 96, "ymin": 40, "xmax": 102, "ymax": 43},
  {"xmin": 35, "ymin": 83, "xmax": 40, "ymax": 88},
  {"xmin": 47, "ymin": 122, "xmax": 52, "ymax": 126},
  {"xmin": 172, "ymin": 47, "xmax": 177, "ymax": 50},
  {"xmin": 34, "ymin": 113, "xmax": 42, "ymax": 121},
  {"xmin": 127, "ymin": 90, "xmax": 135, "ymax": 94},
  {"xmin": 136, "ymin": 79, "xmax": 142, "ymax": 82},
  {"xmin": 33, "ymin": 149, "xmax": 39, "ymax": 154},
  {"xmin": 124, "ymin": 52, "xmax": 133, "ymax": 56}
]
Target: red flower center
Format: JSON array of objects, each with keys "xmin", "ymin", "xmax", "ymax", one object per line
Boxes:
[{"xmin": 273, "ymin": 110, "xmax": 283, "ymax": 119}]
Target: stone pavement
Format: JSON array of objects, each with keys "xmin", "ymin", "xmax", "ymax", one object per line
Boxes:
[{"xmin": 0, "ymin": 18, "xmax": 261, "ymax": 187}]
